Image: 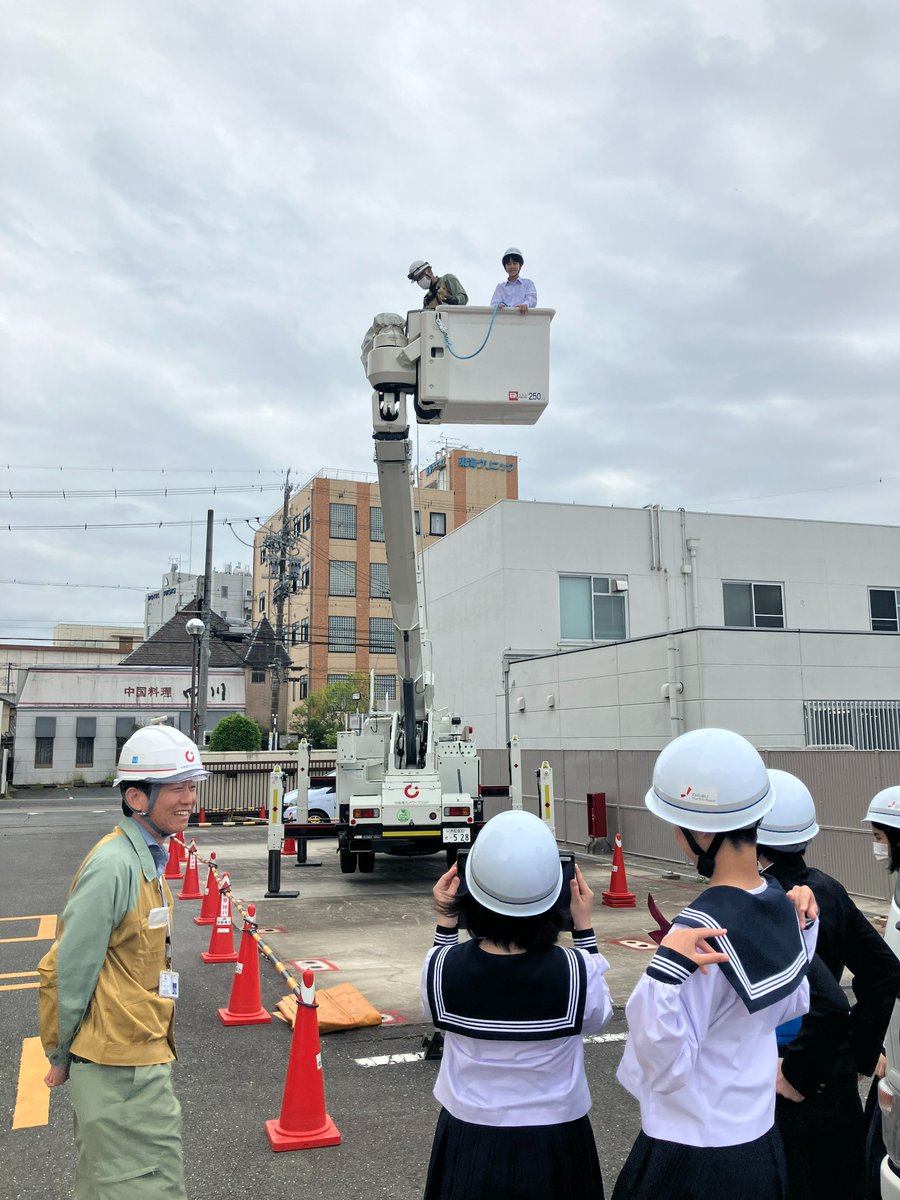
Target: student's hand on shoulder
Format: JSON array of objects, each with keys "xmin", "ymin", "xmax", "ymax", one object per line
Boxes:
[
  {"xmin": 785, "ymin": 885, "xmax": 818, "ymax": 926},
  {"xmin": 661, "ymin": 926, "xmax": 729, "ymax": 974},
  {"xmin": 570, "ymin": 864, "xmax": 594, "ymax": 930}
]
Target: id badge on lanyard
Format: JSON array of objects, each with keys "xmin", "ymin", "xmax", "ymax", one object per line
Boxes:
[{"xmin": 156, "ymin": 876, "xmax": 180, "ymax": 1000}]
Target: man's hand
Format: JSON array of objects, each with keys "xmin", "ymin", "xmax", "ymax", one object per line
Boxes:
[
  {"xmin": 570, "ymin": 864, "xmax": 594, "ymax": 931},
  {"xmin": 661, "ymin": 926, "xmax": 730, "ymax": 974},
  {"xmin": 433, "ymin": 864, "xmax": 460, "ymax": 927},
  {"xmin": 44, "ymin": 1064, "xmax": 69, "ymax": 1089},
  {"xmin": 776, "ymin": 1058, "xmax": 805, "ymax": 1102},
  {"xmin": 785, "ymin": 885, "xmax": 818, "ymax": 926},
  {"xmin": 516, "ymin": 304, "xmax": 528, "ymax": 314}
]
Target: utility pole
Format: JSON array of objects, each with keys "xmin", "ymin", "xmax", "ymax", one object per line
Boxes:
[
  {"xmin": 269, "ymin": 471, "xmax": 291, "ymax": 747},
  {"xmin": 196, "ymin": 509, "xmax": 214, "ymax": 745}
]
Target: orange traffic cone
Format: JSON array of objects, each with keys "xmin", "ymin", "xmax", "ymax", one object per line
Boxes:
[
  {"xmin": 265, "ymin": 970, "xmax": 341, "ymax": 1151},
  {"xmin": 200, "ymin": 873, "xmax": 239, "ymax": 963},
  {"xmin": 164, "ymin": 839, "xmax": 184, "ymax": 882},
  {"xmin": 177, "ymin": 840, "xmax": 204, "ymax": 900},
  {"xmin": 193, "ymin": 852, "xmax": 219, "ymax": 925},
  {"xmin": 218, "ymin": 905, "xmax": 272, "ymax": 1026},
  {"xmin": 282, "ymin": 836, "xmax": 297, "ymax": 857},
  {"xmin": 259, "ymin": 803, "xmax": 267, "ymax": 821},
  {"xmin": 197, "ymin": 805, "xmax": 209, "ymax": 826},
  {"xmin": 602, "ymin": 833, "xmax": 636, "ymax": 908}
]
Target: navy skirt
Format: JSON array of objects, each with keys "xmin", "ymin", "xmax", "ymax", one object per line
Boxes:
[
  {"xmin": 612, "ymin": 1127, "xmax": 788, "ymax": 1200},
  {"xmin": 424, "ymin": 1108, "xmax": 605, "ymax": 1200}
]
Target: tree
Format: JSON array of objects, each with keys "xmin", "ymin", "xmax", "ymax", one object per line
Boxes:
[
  {"xmin": 290, "ymin": 672, "xmax": 369, "ymax": 749},
  {"xmin": 208, "ymin": 714, "xmax": 262, "ymax": 752}
]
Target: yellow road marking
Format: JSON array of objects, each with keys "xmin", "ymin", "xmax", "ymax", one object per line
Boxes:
[
  {"xmin": 0, "ymin": 971, "xmax": 40, "ymax": 992},
  {"xmin": 0, "ymin": 915, "xmax": 57, "ymax": 943},
  {"xmin": 12, "ymin": 1037, "xmax": 50, "ymax": 1129}
]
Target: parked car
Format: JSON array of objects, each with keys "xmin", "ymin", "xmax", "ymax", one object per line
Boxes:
[
  {"xmin": 283, "ymin": 778, "xmax": 337, "ymax": 824},
  {"xmin": 877, "ymin": 871, "xmax": 900, "ymax": 1197}
]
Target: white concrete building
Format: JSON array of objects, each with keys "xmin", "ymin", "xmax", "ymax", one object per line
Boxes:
[
  {"xmin": 145, "ymin": 563, "xmax": 252, "ymax": 637},
  {"xmin": 13, "ymin": 666, "xmax": 245, "ymax": 786},
  {"xmin": 422, "ymin": 501, "xmax": 900, "ymax": 754}
]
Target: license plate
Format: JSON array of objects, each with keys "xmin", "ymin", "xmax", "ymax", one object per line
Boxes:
[{"xmin": 443, "ymin": 828, "xmax": 471, "ymax": 844}]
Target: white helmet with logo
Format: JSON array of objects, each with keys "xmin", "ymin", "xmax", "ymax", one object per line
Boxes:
[
  {"xmin": 407, "ymin": 259, "xmax": 431, "ymax": 282},
  {"xmin": 863, "ymin": 786, "xmax": 900, "ymax": 831},
  {"xmin": 114, "ymin": 724, "xmax": 208, "ymax": 786},
  {"xmin": 465, "ymin": 809, "xmax": 562, "ymax": 917},
  {"xmin": 645, "ymin": 728, "xmax": 774, "ymax": 834},
  {"xmin": 757, "ymin": 770, "xmax": 819, "ymax": 848}
]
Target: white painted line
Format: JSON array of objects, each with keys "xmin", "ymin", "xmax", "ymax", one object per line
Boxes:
[
  {"xmin": 583, "ymin": 1031, "xmax": 628, "ymax": 1045},
  {"xmin": 355, "ymin": 1052, "xmax": 426, "ymax": 1068}
]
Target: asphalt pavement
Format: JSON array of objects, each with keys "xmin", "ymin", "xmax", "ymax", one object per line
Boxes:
[{"xmin": 0, "ymin": 789, "xmax": 887, "ymax": 1199}]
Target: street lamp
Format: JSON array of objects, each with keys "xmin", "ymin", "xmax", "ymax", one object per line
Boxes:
[{"xmin": 186, "ymin": 618, "xmax": 205, "ymax": 743}]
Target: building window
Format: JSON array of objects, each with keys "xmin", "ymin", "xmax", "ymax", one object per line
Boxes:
[
  {"xmin": 116, "ymin": 717, "xmax": 136, "ymax": 758},
  {"xmin": 330, "ymin": 502, "xmax": 357, "ymax": 539},
  {"xmin": 220, "ymin": 585, "xmax": 229, "ymax": 598},
  {"xmin": 559, "ymin": 575, "xmax": 626, "ymax": 641},
  {"xmin": 302, "ymin": 506, "xmax": 311, "ymax": 532},
  {"xmin": 328, "ymin": 673, "xmax": 348, "ymax": 685},
  {"xmin": 723, "ymin": 581, "xmax": 785, "ymax": 629},
  {"xmin": 328, "ymin": 615, "xmax": 356, "ymax": 653},
  {"xmin": 429, "ymin": 511, "xmax": 446, "ymax": 537},
  {"xmin": 251, "ymin": 669, "xmax": 266, "ymax": 684},
  {"xmin": 300, "ymin": 618, "xmax": 309, "ymax": 643},
  {"xmin": 259, "ymin": 547, "xmax": 266, "ymax": 564},
  {"xmin": 34, "ymin": 738, "xmax": 54, "ymax": 768},
  {"xmin": 414, "ymin": 510, "xmax": 421, "ymax": 535},
  {"xmin": 299, "ymin": 677, "xmax": 308, "ymax": 700},
  {"xmin": 258, "ymin": 592, "xmax": 266, "ymax": 613},
  {"xmin": 870, "ymin": 588, "xmax": 900, "ymax": 632},
  {"xmin": 291, "ymin": 621, "xmax": 300, "ymax": 646},
  {"xmin": 370, "ymin": 507, "xmax": 384, "ymax": 542},
  {"xmin": 369, "ymin": 617, "xmax": 394, "ymax": 655},
  {"xmin": 329, "ymin": 560, "xmax": 356, "ymax": 596},
  {"xmin": 370, "ymin": 561, "xmax": 390, "ymax": 599},
  {"xmin": 75, "ymin": 737, "xmax": 94, "ymax": 767},
  {"xmin": 374, "ymin": 674, "xmax": 397, "ymax": 703},
  {"xmin": 292, "ymin": 515, "xmax": 302, "ymax": 537}
]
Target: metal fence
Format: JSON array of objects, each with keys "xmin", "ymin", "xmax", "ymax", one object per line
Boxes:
[
  {"xmin": 805, "ymin": 700, "xmax": 900, "ymax": 751},
  {"xmin": 196, "ymin": 754, "xmax": 336, "ymax": 818}
]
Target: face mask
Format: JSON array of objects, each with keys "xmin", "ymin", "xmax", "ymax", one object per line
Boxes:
[
  {"xmin": 874, "ymin": 842, "xmax": 891, "ymax": 866},
  {"xmin": 416, "ymin": 276, "xmax": 431, "ymax": 290}
]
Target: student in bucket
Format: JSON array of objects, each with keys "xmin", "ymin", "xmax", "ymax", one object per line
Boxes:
[
  {"xmin": 490, "ymin": 246, "xmax": 537, "ymax": 313},
  {"xmin": 39, "ymin": 724, "xmax": 207, "ymax": 1200},
  {"xmin": 422, "ymin": 808, "xmax": 613, "ymax": 1199},
  {"xmin": 613, "ymin": 728, "xmax": 817, "ymax": 1200}
]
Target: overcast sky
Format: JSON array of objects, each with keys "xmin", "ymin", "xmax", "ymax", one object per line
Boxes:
[{"xmin": 2, "ymin": 1, "xmax": 898, "ymax": 643}]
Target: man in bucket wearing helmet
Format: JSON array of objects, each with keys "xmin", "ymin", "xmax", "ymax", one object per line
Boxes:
[
  {"xmin": 38, "ymin": 724, "xmax": 207, "ymax": 1200},
  {"xmin": 490, "ymin": 247, "xmax": 537, "ymax": 313},
  {"xmin": 407, "ymin": 259, "xmax": 468, "ymax": 310},
  {"xmin": 421, "ymin": 809, "xmax": 613, "ymax": 1199},
  {"xmin": 757, "ymin": 770, "xmax": 900, "ymax": 1199},
  {"xmin": 613, "ymin": 729, "xmax": 817, "ymax": 1200}
]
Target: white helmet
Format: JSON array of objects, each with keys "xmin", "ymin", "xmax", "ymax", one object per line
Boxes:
[
  {"xmin": 114, "ymin": 725, "xmax": 208, "ymax": 786},
  {"xmin": 645, "ymin": 728, "xmax": 774, "ymax": 833},
  {"xmin": 863, "ymin": 786, "xmax": 900, "ymax": 830},
  {"xmin": 407, "ymin": 259, "xmax": 431, "ymax": 282},
  {"xmin": 502, "ymin": 247, "xmax": 524, "ymax": 264},
  {"xmin": 757, "ymin": 770, "xmax": 819, "ymax": 848},
  {"xmin": 465, "ymin": 809, "xmax": 562, "ymax": 917}
]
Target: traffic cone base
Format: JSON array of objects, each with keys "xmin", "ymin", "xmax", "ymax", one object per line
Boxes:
[
  {"xmin": 265, "ymin": 1114, "xmax": 341, "ymax": 1152},
  {"xmin": 219, "ymin": 1004, "xmax": 272, "ymax": 1026},
  {"xmin": 602, "ymin": 833, "xmax": 636, "ymax": 909}
]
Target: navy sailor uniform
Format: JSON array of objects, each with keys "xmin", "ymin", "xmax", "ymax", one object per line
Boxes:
[
  {"xmin": 421, "ymin": 926, "xmax": 612, "ymax": 1200},
  {"xmin": 613, "ymin": 878, "xmax": 815, "ymax": 1200}
]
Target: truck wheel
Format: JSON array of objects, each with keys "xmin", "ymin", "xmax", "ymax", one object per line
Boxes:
[
  {"xmin": 339, "ymin": 850, "xmax": 357, "ymax": 874},
  {"xmin": 357, "ymin": 852, "xmax": 376, "ymax": 874},
  {"xmin": 445, "ymin": 848, "xmax": 458, "ymax": 868}
]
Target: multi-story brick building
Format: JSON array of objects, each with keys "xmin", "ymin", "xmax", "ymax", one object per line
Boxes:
[{"xmin": 252, "ymin": 448, "xmax": 518, "ymax": 712}]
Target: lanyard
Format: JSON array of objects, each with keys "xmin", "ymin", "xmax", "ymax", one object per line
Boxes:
[{"xmin": 157, "ymin": 875, "xmax": 174, "ymax": 969}]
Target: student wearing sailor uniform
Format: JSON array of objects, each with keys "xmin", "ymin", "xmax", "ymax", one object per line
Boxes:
[
  {"xmin": 757, "ymin": 771, "xmax": 900, "ymax": 1200},
  {"xmin": 421, "ymin": 809, "xmax": 613, "ymax": 1200},
  {"xmin": 613, "ymin": 729, "xmax": 817, "ymax": 1200}
]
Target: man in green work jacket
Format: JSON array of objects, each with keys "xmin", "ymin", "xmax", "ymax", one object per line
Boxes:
[
  {"xmin": 407, "ymin": 259, "xmax": 468, "ymax": 310},
  {"xmin": 39, "ymin": 723, "xmax": 207, "ymax": 1199}
]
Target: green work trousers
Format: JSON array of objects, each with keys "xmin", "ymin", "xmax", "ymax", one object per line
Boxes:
[{"xmin": 69, "ymin": 1060, "xmax": 186, "ymax": 1200}]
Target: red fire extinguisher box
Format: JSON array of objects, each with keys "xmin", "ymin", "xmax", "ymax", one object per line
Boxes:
[{"xmin": 586, "ymin": 792, "xmax": 607, "ymax": 839}]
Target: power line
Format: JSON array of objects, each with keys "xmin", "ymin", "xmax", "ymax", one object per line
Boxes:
[
  {"xmin": 0, "ymin": 579, "xmax": 149, "ymax": 592},
  {"xmin": 2, "ymin": 465, "xmax": 287, "ymax": 475},
  {"xmin": 2, "ymin": 483, "xmax": 284, "ymax": 500},
  {"xmin": 0, "ymin": 516, "xmax": 272, "ymax": 532}
]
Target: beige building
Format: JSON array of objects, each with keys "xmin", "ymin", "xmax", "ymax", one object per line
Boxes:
[
  {"xmin": 252, "ymin": 450, "xmax": 518, "ymax": 711},
  {"xmin": 53, "ymin": 624, "xmax": 144, "ymax": 653}
]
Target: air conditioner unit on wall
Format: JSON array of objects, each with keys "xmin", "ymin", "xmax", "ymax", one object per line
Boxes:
[{"xmin": 612, "ymin": 579, "xmax": 628, "ymax": 592}]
